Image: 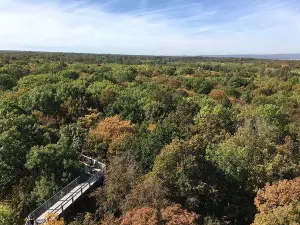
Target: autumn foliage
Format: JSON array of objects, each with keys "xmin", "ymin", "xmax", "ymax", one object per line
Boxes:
[
  {"xmin": 254, "ymin": 177, "xmax": 300, "ymax": 212},
  {"xmin": 209, "ymin": 89, "xmax": 226, "ymax": 101},
  {"xmin": 91, "ymin": 115, "xmax": 135, "ymax": 152},
  {"xmin": 253, "ymin": 177, "xmax": 300, "ymax": 225},
  {"xmin": 160, "ymin": 204, "xmax": 199, "ymax": 225},
  {"xmin": 91, "ymin": 115, "xmax": 135, "ymax": 143},
  {"xmin": 102, "ymin": 204, "xmax": 198, "ymax": 225},
  {"xmin": 120, "ymin": 207, "xmax": 159, "ymax": 225},
  {"xmin": 44, "ymin": 213, "xmax": 65, "ymax": 225}
]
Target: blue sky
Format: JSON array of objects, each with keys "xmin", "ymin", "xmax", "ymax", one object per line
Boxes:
[{"xmin": 0, "ymin": 0, "xmax": 300, "ymax": 55}]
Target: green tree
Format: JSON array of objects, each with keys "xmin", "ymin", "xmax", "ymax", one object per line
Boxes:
[
  {"xmin": 26, "ymin": 143, "xmax": 79, "ymax": 184},
  {"xmin": 113, "ymin": 67, "xmax": 137, "ymax": 83},
  {"xmin": 0, "ymin": 74, "xmax": 16, "ymax": 90},
  {"xmin": 0, "ymin": 100, "xmax": 55, "ymax": 198},
  {"xmin": 59, "ymin": 69, "xmax": 80, "ymax": 80},
  {"xmin": 18, "ymin": 84, "xmax": 61, "ymax": 116},
  {"xmin": 0, "ymin": 63, "xmax": 29, "ymax": 80},
  {"xmin": 30, "ymin": 175, "xmax": 57, "ymax": 205},
  {"xmin": 194, "ymin": 97, "xmax": 236, "ymax": 133},
  {"xmin": 88, "ymin": 80, "xmax": 120, "ymax": 109},
  {"xmin": 0, "ymin": 204, "xmax": 17, "ymax": 225},
  {"xmin": 152, "ymin": 139, "xmax": 225, "ymax": 214},
  {"xmin": 183, "ymin": 77, "xmax": 213, "ymax": 94},
  {"xmin": 207, "ymin": 118, "xmax": 300, "ymax": 191}
]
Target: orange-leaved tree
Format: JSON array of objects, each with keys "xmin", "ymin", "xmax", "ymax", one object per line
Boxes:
[
  {"xmin": 120, "ymin": 207, "xmax": 159, "ymax": 225},
  {"xmin": 160, "ymin": 204, "xmax": 199, "ymax": 225},
  {"xmin": 115, "ymin": 204, "xmax": 198, "ymax": 225},
  {"xmin": 252, "ymin": 177, "xmax": 300, "ymax": 225},
  {"xmin": 209, "ymin": 89, "xmax": 227, "ymax": 101},
  {"xmin": 91, "ymin": 115, "xmax": 135, "ymax": 153}
]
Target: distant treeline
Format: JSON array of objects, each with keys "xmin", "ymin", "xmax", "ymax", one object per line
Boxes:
[{"xmin": 0, "ymin": 50, "xmax": 264, "ymax": 65}]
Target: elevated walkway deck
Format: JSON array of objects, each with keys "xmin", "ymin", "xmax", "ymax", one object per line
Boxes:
[{"xmin": 26, "ymin": 155, "xmax": 106, "ymax": 225}]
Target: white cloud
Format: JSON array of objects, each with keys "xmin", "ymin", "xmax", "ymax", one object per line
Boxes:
[{"xmin": 0, "ymin": 0, "xmax": 300, "ymax": 55}]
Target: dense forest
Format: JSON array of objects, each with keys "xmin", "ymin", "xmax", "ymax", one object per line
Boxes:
[{"xmin": 0, "ymin": 51, "xmax": 300, "ymax": 225}]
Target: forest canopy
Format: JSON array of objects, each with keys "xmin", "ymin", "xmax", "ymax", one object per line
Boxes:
[{"xmin": 1, "ymin": 51, "xmax": 300, "ymax": 225}]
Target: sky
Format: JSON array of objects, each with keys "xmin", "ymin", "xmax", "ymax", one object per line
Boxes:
[{"xmin": 0, "ymin": 0, "xmax": 300, "ymax": 55}]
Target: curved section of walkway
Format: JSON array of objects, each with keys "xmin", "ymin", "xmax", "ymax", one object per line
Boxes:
[{"xmin": 26, "ymin": 155, "xmax": 106, "ymax": 225}]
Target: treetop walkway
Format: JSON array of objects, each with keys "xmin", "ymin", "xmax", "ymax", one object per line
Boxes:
[{"xmin": 25, "ymin": 154, "xmax": 106, "ymax": 225}]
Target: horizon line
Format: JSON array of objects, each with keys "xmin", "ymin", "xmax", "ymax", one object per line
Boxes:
[{"xmin": 1, "ymin": 49, "xmax": 300, "ymax": 58}]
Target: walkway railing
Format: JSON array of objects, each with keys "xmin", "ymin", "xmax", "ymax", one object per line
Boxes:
[
  {"xmin": 47, "ymin": 171, "xmax": 103, "ymax": 216},
  {"xmin": 29, "ymin": 176, "xmax": 82, "ymax": 220},
  {"xmin": 26, "ymin": 154, "xmax": 106, "ymax": 224},
  {"xmin": 80, "ymin": 154, "xmax": 107, "ymax": 173}
]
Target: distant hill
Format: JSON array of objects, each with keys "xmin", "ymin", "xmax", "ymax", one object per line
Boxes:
[{"xmin": 209, "ymin": 54, "xmax": 300, "ymax": 60}]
